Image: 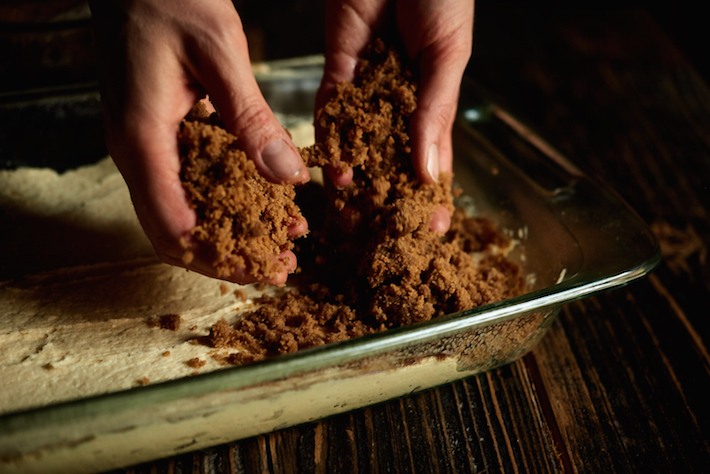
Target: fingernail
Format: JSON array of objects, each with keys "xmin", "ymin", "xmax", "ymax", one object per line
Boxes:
[
  {"xmin": 426, "ymin": 144, "xmax": 440, "ymax": 182},
  {"xmin": 261, "ymin": 139, "xmax": 304, "ymax": 181}
]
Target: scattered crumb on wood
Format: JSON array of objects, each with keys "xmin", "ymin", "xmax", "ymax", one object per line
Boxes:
[{"xmin": 651, "ymin": 220, "xmax": 706, "ymax": 277}]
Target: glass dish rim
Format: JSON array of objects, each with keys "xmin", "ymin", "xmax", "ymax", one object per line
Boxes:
[{"xmin": 0, "ymin": 59, "xmax": 661, "ymax": 433}]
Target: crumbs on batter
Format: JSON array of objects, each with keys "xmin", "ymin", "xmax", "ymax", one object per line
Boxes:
[{"xmin": 197, "ymin": 40, "xmax": 525, "ymax": 364}]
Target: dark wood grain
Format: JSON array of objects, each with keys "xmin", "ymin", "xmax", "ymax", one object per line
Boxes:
[{"xmin": 111, "ymin": 3, "xmax": 710, "ymax": 473}]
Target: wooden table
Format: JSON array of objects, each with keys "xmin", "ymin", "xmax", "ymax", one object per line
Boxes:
[{"xmin": 105, "ymin": 4, "xmax": 710, "ymax": 473}]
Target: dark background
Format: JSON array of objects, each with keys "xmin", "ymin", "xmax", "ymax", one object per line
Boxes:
[
  {"xmin": 0, "ymin": 0, "xmax": 706, "ymax": 170},
  {"xmin": 0, "ymin": 0, "xmax": 707, "ymax": 92}
]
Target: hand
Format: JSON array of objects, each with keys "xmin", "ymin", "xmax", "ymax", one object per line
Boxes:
[
  {"xmin": 316, "ymin": 0, "xmax": 474, "ymax": 233},
  {"xmin": 89, "ymin": 0, "xmax": 309, "ymax": 285}
]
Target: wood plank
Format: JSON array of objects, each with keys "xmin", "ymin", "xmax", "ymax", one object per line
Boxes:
[
  {"xmin": 471, "ymin": 7, "xmax": 710, "ymax": 470},
  {"xmin": 530, "ymin": 315, "xmax": 626, "ymax": 474},
  {"xmin": 535, "ymin": 287, "xmax": 710, "ymax": 472}
]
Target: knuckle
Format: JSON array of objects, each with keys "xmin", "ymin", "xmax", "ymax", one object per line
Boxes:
[
  {"xmin": 418, "ymin": 103, "xmax": 455, "ymax": 136},
  {"xmin": 210, "ymin": 21, "xmax": 246, "ymax": 50},
  {"xmin": 196, "ymin": 14, "xmax": 246, "ymax": 56},
  {"xmin": 226, "ymin": 100, "xmax": 277, "ymax": 139}
]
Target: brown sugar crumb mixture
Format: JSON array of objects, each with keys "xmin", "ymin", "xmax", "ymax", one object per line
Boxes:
[
  {"xmin": 191, "ymin": 39, "xmax": 525, "ymax": 365},
  {"xmin": 178, "ymin": 103, "xmax": 304, "ymax": 280},
  {"xmin": 301, "ymin": 39, "xmax": 417, "ymax": 174},
  {"xmin": 209, "ymin": 290, "xmax": 375, "ymax": 365}
]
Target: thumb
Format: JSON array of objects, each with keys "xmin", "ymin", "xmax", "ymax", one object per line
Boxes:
[
  {"xmin": 408, "ymin": 44, "xmax": 469, "ymax": 184},
  {"xmin": 189, "ymin": 24, "xmax": 309, "ymax": 185}
]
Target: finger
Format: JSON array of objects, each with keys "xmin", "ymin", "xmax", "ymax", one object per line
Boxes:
[
  {"xmin": 429, "ymin": 205, "xmax": 452, "ymax": 234},
  {"xmin": 288, "ymin": 215, "xmax": 309, "ymax": 239},
  {"xmin": 315, "ymin": 1, "xmax": 391, "ymax": 186},
  {"xmin": 325, "ymin": 166, "xmax": 354, "ymax": 188},
  {"xmin": 407, "ymin": 47, "xmax": 464, "ymax": 183},
  {"xmin": 396, "ymin": 0, "xmax": 473, "ymax": 184},
  {"xmin": 279, "ymin": 250, "xmax": 299, "ymax": 275},
  {"xmin": 162, "ymin": 250, "xmax": 293, "ymax": 286},
  {"xmin": 183, "ymin": 11, "xmax": 309, "ymax": 185},
  {"xmin": 317, "ymin": 0, "xmax": 388, "ymax": 107}
]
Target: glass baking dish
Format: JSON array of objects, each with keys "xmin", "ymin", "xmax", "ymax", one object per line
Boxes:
[{"xmin": 0, "ymin": 58, "xmax": 660, "ymax": 474}]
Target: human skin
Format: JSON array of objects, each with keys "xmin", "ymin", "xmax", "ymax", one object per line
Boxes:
[
  {"xmin": 318, "ymin": 0, "xmax": 474, "ymax": 232},
  {"xmin": 89, "ymin": 0, "xmax": 474, "ymax": 284}
]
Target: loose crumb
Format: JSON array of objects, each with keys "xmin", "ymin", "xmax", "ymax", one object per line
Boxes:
[
  {"xmin": 147, "ymin": 314, "xmax": 182, "ymax": 331},
  {"xmin": 162, "ymin": 351, "xmax": 171, "ymax": 357},
  {"xmin": 136, "ymin": 377, "xmax": 150, "ymax": 386},
  {"xmin": 234, "ymin": 289, "xmax": 248, "ymax": 302},
  {"xmin": 186, "ymin": 358, "xmax": 207, "ymax": 369},
  {"xmin": 219, "ymin": 283, "xmax": 230, "ymax": 296}
]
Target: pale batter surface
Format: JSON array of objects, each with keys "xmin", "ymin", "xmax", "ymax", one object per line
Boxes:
[
  {"xmin": 0, "ymin": 129, "xmax": 315, "ymax": 415},
  {"xmin": 0, "ymin": 44, "xmax": 524, "ymax": 415}
]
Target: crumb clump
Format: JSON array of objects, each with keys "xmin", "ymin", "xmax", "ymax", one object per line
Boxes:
[
  {"xmin": 209, "ymin": 289, "xmax": 376, "ymax": 364},
  {"xmin": 148, "ymin": 314, "xmax": 182, "ymax": 331},
  {"xmin": 178, "ymin": 103, "xmax": 304, "ymax": 281},
  {"xmin": 234, "ymin": 289, "xmax": 248, "ymax": 302},
  {"xmin": 301, "ymin": 39, "xmax": 417, "ymax": 174},
  {"xmin": 186, "ymin": 358, "xmax": 207, "ymax": 369},
  {"xmin": 203, "ymin": 39, "xmax": 526, "ymax": 364}
]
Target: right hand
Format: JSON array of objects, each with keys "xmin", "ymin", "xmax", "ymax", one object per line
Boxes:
[{"xmin": 316, "ymin": 0, "xmax": 474, "ymax": 234}]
